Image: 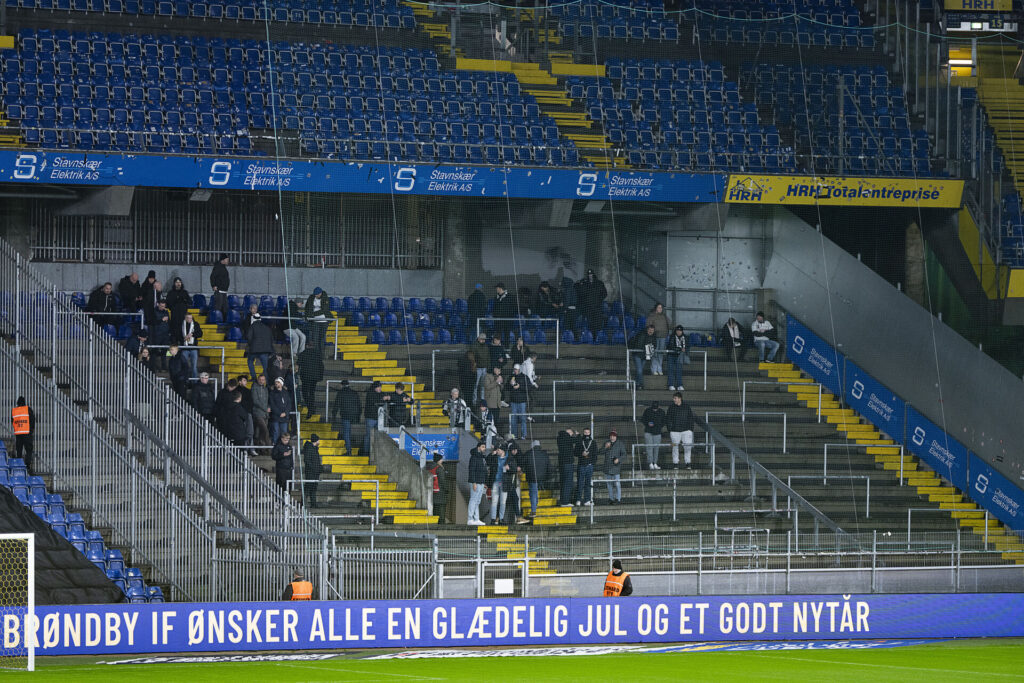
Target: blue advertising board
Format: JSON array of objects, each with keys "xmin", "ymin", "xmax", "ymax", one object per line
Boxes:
[
  {"xmin": 844, "ymin": 360, "xmax": 906, "ymax": 440},
  {"xmin": 399, "ymin": 432, "xmax": 459, "ymax": 462},
  {"xmin": 906, "ymin": 407, "xmax": 970, "ymax": 490},
  {"xmin": 784, "ymin": 315, "xmax": 844, "ymax": 396},
  {"xmin": 0, "ymin": 149, "xmax": 726, "ymax": 202},
  {"xmin": 3, "ymin": 594, "xmax": 1024, "ymax": 656},
  {"xmin": 968, "ymin": 454, "xmax": 1024, "ymax": 531}
]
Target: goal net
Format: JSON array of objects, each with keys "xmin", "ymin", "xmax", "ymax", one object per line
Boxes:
[{"xmin": 0, "ymin": 534, "xmax": 34, "ymax": 672}]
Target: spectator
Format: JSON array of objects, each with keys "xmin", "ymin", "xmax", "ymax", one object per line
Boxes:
[
  {"xmin": 149, "ymin": 302, "xmax": 170, "ymax": 371},
  {"xmin": 510, "ymin": 336, "xmax": 531, "ymax": 366},
  {"xmin": 252, "ymin": 374, "xmax": 271, "ymax": 448},
  {"xmin": 236, "ymin": 375, "xmax": 254, "ymax": 451},
  {"xmin": 721, "ymin": 317, "xmax": 748, "ymax": 362},
  {"xmin": 297, "ymin": 346, "xmax": 324, "ymax": 410},
  {"xmin": 560, "ymin": 275, "xmax": 578, "ymax": 331},
  {"xmin": 603, "ymin": 430, "xmax": 625, "ymax": 505},
  {"xmin": 517, "ymin": 287, "xmax": 533, "ymax": 316},
  {"xmin": 246, "ymin": 312, "xmax": 274, "ymax": 379},
  {"xmin": 521, "ymin": 351, "xmax": 540, "ymax": 391},
  {"xmin": 175, "ymin": 312, "xmax": 202, "ymax": 379},
  {"xmin": 240, "ymin": 303, "xmax": 259, "ymax": 337},
  {"xmin": 87, "ymin": 282, "xmax": 116, "ymax": 328},
  {"xmin": 666, "ymin": 325, "xmax": 691, "ymax": 392},
  {"xmin": 467, "ymin": 442, "xmax": 489, "ymax": 526},
  {"xmin": 457, "ymin": 350, "xmax": 477, "ymax": 403},
  {"xmin": 214, "ymin": 378, "xmax": 238, "ymax": 429},
  {"xmin": 389, "ymin": 382, "xmax": 414, "ymax": 428},
  {"xmin": 474, "ymin": 401, "xmax": 497, "ymax": 444},
  {"xmin": 428, "ymin": 453, "xmax": 448, "ymax": 522},
  {"xmin": 482, "ymin": 367, "xmax": 504, "ymax": 428},
  {"xmin": 11, "ymin": 396, "xmax": 34, "ymax": 474},
  {"xmin": 641, "ymin": 400, "xmax": 666, "ymax": 470},
  {"xmin": 504, "ymin": 442, "xmax": 526, "ymax": 525},
  {"xmin": 363, "ymin": 381, "xmax": 388, "ymax": 455},
  {"xmin": 125, "ymin": 328, "xmax": 148, "ymax": 358},
  {"xmin": 142, "ymin": 278, "xmax": 162, "ymax": 328},
  {"xmin": 665, "ymin": 392, "xmax": 695, "ymax": 470},
  {"xmin": 556, "ymin": 428, "xmax": 577, "ymax": 506},
  {"xmin": 167, "ymin": 344, "xmax": 190, "ymax": 398},
  {"xmin": 165, "ymin": 277, "xmax": 191, "ymax": 328},
  {"xmin": 522, "ymin": 439, "xmax": 549, "ymax": 519},
  {"xmin": 751, "ymin": 311, "xmax": 780, "ymax": 363},
  {"xmin": 648, "ymin": 303, "xmax": 671, "ymax": 376},
  {"xmin": 468, "ymin": 333, "xmax": 490, "ymax": 403},
  {"xmin": 332, "ymin": 379, "xmax": 361, "ymax": 452},
  {"xmin": 576, "ymin": 269, "xmax": 607, "ymax": 332},
  {"xmin": 221, "ymin": 391, "xmax": 249, "ymax": 447},
  {"xmin": 271, "ymin": 432, "xmax": 294, "ymax": 491},
  {"xmin": 508, "ymin": 364, "xmax": 529, "ymax": 439},
  {"xmin": 467, "ymin": 283, "xmax": 487, "ymax": 337},
  {"xmin": 534, "ymin": 281, "xmax": 562, "ymax": 319},
  {"xmin": 628, "ymin": 323, "xmax": 658, "ymax": 390},
  {"xmin": 266, "ymin": 353, "xmax": 287, "ymax": 388},
  {"xmin": 191, "ymin": 372, "xmax": 216, "ymax": 422},
  {"xmin": 268, "ymin": 377, "xmax": 292, "ymax": 444},
  {"xmin": 442, "ymin": 387, "xmax": 469, "ymax": 429},
  {"xmin": 117, "ymin": 271, "xmax": 142, "ymax": 313},
  {"xmin": 304, "ymin": 287, "xmax": 329, "ymax": 353},
  {"xmin": 575, "ymin": 427, "xmax": 596, "ymax": 507},
  {"xmin": 301, "ymin": 433, "xmax": 322, "ymax": 508},
  {"xmin": 488, "ymin": 334, "xmax": 510, "ymax": 371},
  {"xmin": 492, "ymin": 283, "xmax": 515, "ymax": 342},
  {"xmin": 137, "ymin": 347, "xmax": 154, "ymax": 372},
  {"xmin": 209, "ymin": 253, "xmax": 230, "ymax": 320},
  {"xmin": 282, "ymin": 299, "xmax": 306, "ymax": 354},
  {"xmin": 486, "ymin": 441, "xmax": 509, "ymax": 524}
]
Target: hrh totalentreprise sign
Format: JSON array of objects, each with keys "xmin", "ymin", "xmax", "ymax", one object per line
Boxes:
[{"xmin": 725, "ymin": 175, "xmax": 965, "ymax": 208}]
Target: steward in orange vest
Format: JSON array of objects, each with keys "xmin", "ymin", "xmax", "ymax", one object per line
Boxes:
[
  {"xmin": 11, "ymin": 396, "xmax": 35, "ymax": 474},
  {"xmin": 603, "ymin": 559, "xmax": 633, "ymax": 597},
  {"xmin": 282, "ymin": 570, "xmax": 313, "ymax": 600}
]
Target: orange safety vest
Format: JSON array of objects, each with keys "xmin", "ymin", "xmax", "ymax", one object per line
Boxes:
[
  {"xmin": 11, "ymin": 406, "xmax": 30, "ymax": 435},
  {"xmin": 603, "ymin": 570, "xmax": 629, "ymax": 597},
  {"xmin": 289, "ymin": 580, "xmax": 313, "ymax": 600}
]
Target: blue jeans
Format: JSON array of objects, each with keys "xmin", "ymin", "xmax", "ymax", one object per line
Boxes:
[
  {"xmin": 755, "ymin": 339, "xmax": 780, "ymax": 362},
  {"xmin": 363, "ymin": 419, "xmax": 377, "ymax": 455},
  {"xmin": 666, "ymin": 352, "xmax": 690, "ymax": 388},
  {"xmin": 340, "ymin": 420, "xmax": 352, "ymax": 454},
  {"xmin": 651, "ymin": 338, "xmax": 666, "ymax": 374},
  {"xmin": 529, "ymin": 482, "xmax": 538, "ymax": 516},
  {"xmin": 605, "ymin": 473, "xmax": 621, "ymax": 502},
  {"xmin": 577, "ymin": 464, "xmax": 594, "ymax": 504},
  {"xmin": 468, "ymin": 483, "xmax": 485, "ymax": 523},
  {"xmin": 633, "ymin": 354, "xmax": 647, "ymax": 387},
  {"xmin": 510, "ymin": 402, "xmax": 527, "ymax": 438},
  {"xmin": 270, "ymin": 420, "xmax": 288, "ymax": 444},
  {"xmin": 181, "ymin": 348, "xmax": 198, "ymax": 378},
  {"xmin": 247, "ymin": 352, "xmax": 270, "ymax": 380},
  {"xmin": 488, "ymin": 481, "xmax": 507, "ymax": 522},
  {"xmin": 559, "ymin": 463, "xmax": 575, "ymax": 505}
]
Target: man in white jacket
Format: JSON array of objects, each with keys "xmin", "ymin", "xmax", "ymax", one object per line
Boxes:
[{"xmin": 751, "ymin": 311, "xmax": 780, "ymax": 363}]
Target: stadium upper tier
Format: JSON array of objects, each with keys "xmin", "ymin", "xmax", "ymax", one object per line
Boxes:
[
  {"xmin": 5, "ymin": 0, "xmax": 416, "ymax": 28},
  {"xmin": 554, "ymin": 0, "xmax": 680, "ymax": 42},
  {"xmin": 692, "ymin": 0, "xmax": 873, "ymax": 48}
]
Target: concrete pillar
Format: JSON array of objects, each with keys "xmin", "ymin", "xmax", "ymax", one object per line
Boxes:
[
  {"xmin": 590, "ymin": 217, "xmax": 620, "ymax": 303},
  {"xmin": 442, "ymin": 200, "xmax": 467, "ymax": 300},
  {"xmin": 0, "ymin": 198, "xmax": 33, "ymax": 259},
  {"xmin": 904, "ymin": 221, "xmax": 926, "ymax": 307}
]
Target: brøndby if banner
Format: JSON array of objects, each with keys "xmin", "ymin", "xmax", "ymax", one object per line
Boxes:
[
  {"xmin": 3, "ymin": 594, "xmax": 1024, "ymax": 656},
  {"xmin": 725, "ymin": 175, "xmax": 965, "ymax": 208}
]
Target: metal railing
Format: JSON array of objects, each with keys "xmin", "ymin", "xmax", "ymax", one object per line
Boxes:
[
  {"xmin": 522, "ymin": 410, "xmax": 594, "ymax": 435},
  {"xmin": 476, "ymin": 317, "xmax": 560, "ymax": 358},
  {"xmin": 259, "ymin": 314, "xmax": 344, "ymax": 360},
  {"xmin": 552, "ymin": 379, "xmax": 636, "ymax": 423},
  {"xmin": 822, "ymin": 443, "xmax": 905, "ymax": 485},
  {"xmin": 323, "ymin": 378, "xmax": 373, "ymax": 423},
  {"xmin": 705, "ymin": 410, "xmax": 788, "ymax": 453},
  {"xmin": 908, "ymin": 507, "xmax": 993, "ymax": 547},
  {"xmin": 741, "ymin": 380, "xmax": 823, "ymax": 423},
  {"xmin": 788, "ymin": 475, "xmax": 871, "ymax": 519},
  {"xmin": 430, "ymin": 348, "xmax": 465, "ymax": 393},
  {"xmin": 146, "ymin": 344, "xmax": 227, "ymax": 385},
  {"xmin": 625, "ymin": 348, "xmax": 709, "ymax": 391}
]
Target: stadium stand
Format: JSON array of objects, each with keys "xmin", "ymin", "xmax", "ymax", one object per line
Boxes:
[
  {"xmin": 552, "ymin": 0, "xmax": 680, "ymax": 42},
  {"xmin": 692, "ymin": 0, "xmax": 873, "ymax": 48}
]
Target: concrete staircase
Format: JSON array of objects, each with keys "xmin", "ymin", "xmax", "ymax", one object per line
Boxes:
[{"xmin": 976, "ymin": 44, "xmax": 1024, "ymax": 194}]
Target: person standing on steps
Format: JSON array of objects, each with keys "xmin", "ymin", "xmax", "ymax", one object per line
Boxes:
[
  {"xmin": 576, "ymin": 269, "xmax": 608, "ymax": 332},
  {"xmin": 191, "ymin": 372, "xmax": 217, "ymax": 423},
  {"xmin": 363, "ymin": 381, "xmax": 388, "ymax": 455},
  {"xmin": 603, "ymin": 430, "xmax": 624, "ymax": 505},
  {"xmin": 557, "ymin": 427, "xmax": 577, "ymax": 506},
  {"xmin": 666, "ymin": 325, "xmax": 691, "ymax": 392},
  {"xmin": 603, "ymin": 559, "xmax": 633, "ymax": 597},
  {"xmin": 174, "ymin": 311, "xmax": 202, "ymax": 379},
  {"xmin": 665, "ymin": 392, "xmax": 695, "ymax": 470},
  {"xmin": 332, "ymin": 379, "xmax": 362, "ymax": 454},
  {"xmin": 467, "ymin": 283, "xmax": 487, "ymax": 340},
  {"xmin": 492, "ymin": 283, "xmax": 515, "ymax": 343},
  {"xmin": 271, "ymin": 431, "xmax": 294, "ymax": 491},
  {"xmin": 268, "ymin": 377, "xmax": 292, "ymax": 445},
  {"xmin": 575, "ymin": 427, "xmax": 596, "ymax": 507},
  {"xmin": 467, "ymin": 442, "xmax": 489, "ymax": 526},
  {"xmin": 301, "ymin": 433, "xmax": 322, "ymax": 508},
  {"xmin": 210, "ymin": 253, "xmax": 230, "ymax": 321},
  {"xmin": 11, "ymin": 397, "xmax": 35, "ymax": 475},
  {"xmin": 641, "ymin": 401, "xmax": 666, "ymax": 470},
  {"xmin": 628, "ymin": 323, "xmax": 658, "ymax": 390},
  {"xmin": 721, "ymin": 317, "xmax": 748, "ymax": 363},
  {"xmin": 165, "ymin": 277, "xmax": 191, "ymax": 329},
  {"xmin": 246, "ymin": 312, "xmax": 274, "ymax": 380},
  {"xmin": 117, "ymin": 271, "xmax": 142, "ymax": 313},
  {"xmin": 304, "ymin": 287, "xmax": 330, "ymax": 353},
  {"xmin": 252, "ymin": 373, "xmax": 271, "ymax": 449},
  {"xmin": 647, "ymin": 303, "xmax": 671, "ymax": 377},
  {"xmin": 468, "ymin": 333, "xmax": 490, "ymax": 404}
]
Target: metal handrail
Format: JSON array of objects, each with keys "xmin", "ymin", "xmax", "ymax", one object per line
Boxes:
[
  {"xmin": 146, "ymin": 343, "xmax": 227, "ymax": 384},
  {"xmin": 788, "ymin": 475, "xmax": 871, "ymax": 518},
  {"xmin": 476, "ymin": 317, "xmax": 560, "ymax": 358},
  {"xmin": 518, "ymin": 410, "xmax": 595, "ymax": 436},
  {"xmin": 287, "ymin": 478, "xmax": 381, "ymax": 524},
  {"xmin": 552, "ymin": 379, "xmax": 636, "ymax": 422},
  {"xmin": 705, "ymin": 410, "xmax": 788, "ymax": 453},
  {"xmin": 741, "ymin": 379, "xmax": 824, "ymax": 423},
  {"xmin": 908, "ymin": 507, "xmax": 991, "ymax": 547},
  {"xmin": 625, "ymin": 347, "xmax": 709, "ymax": 391},
  {"xmin": 323, "ymin": 378, "xmax": 373, "ymax": 423},
  {"xmin": 430, "ymin": 348, "xmax": 465, "ymax": 393},
  {"xmin": 822, "ymin": 443, "xmax": 905, "ymax": 485},
  {"xmin": 258, "ymin": 314, "xmax": 342, "ymax": 359}
]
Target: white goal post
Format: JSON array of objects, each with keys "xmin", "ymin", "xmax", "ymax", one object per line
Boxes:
[{"xmin": 0, "ymin": 533, "xmax": 34, "ymax": 672}]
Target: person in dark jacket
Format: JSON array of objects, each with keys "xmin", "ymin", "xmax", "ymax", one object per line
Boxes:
[
  {"xmin": 301, "ymin": 433, "xmax": 322, "ymax": 507},
  {"xmin": 246, "ymin": 313, "xmax": 274, "ymax": 379},
  {"xmin": 214, "ymin": 378, "xmax": 237, "ymax": 429},
  {"xmin": 268, "ymin": 377, "xmax": 292, "ymax": 444},
  {"xmin": 575, "ymin": 427, "xmax": 596, "ymax": 506},
  {"xmin": 331, "ymin": 379, "xmax": 362, "ymax": 452},
  {"xmin": 492, "ymin": 283, "xmax": 516, "ymax": 343},
  {"xmin": 164, "ymin": 277, "xmax": 191, "ymax": 329},
  {"xmin": 468, "ymin": 334, "xmax": 490, "ymax": 403},
  {"xmin": 117, "ymin": 272, "xmax": 142, "ymax": 313},
  {"xmin": 220, "ymin": 391, "xmax": 249, "ymax": 446},
  {"xmin": 251, "ymin": 374, "xmax": 271, "ymax": 447},
  {"xmin": 389, "ymin": 382, "xmax": 414, "ymax": 427},
  {"xmin": 271, "ymin": 432, "xmax": 294, "ymax": 491},
  {"xmin": 304, "ymin": 287, "xmax": 330, "ymax": 353},
  {"xmin": 174, "ymin": 312, "xmax": 202, "ymax": 379},
  {"xmin": 210, "ymin": 253, "xmax": 230, "ymax": 320},
  {"xmin": 488, "ymin": 334, "xmax": 510, "ymax": 371},
  {"xmin": 473, "ymin": 401, "xmax": 497, "ymax": 443},
  {"xmin": 503, "ymin": 442, "xmax": 526, "ymax": 525},
  {"xmin": 534, "ymin": 281, "xmax": 562, "ymax": 319},
  {"xmin": 603, "ymin": 430, "xmax": 625, "ymax": 504},
  {"xmin": 11, "ymin": 396, "xmax": 35, "ymax": 474},
  {"xmin": 457, "ymin": 351, "xmax": 477, "ymax": 405},
  {"xmin": 236, "ymin": 375, "xmax": 254, "ymax": 450},
  {"xmin": 428, "ymin": 452, "xmax": 448, "ymax": 522},
  {"xmin": 191, "ymin": 372, "xmax": 217, "ymax": 421},
  {"xmin": 522, "ymin": 439, "xmax": 549, "ymax": 518},
  {"xmin": 641, "ymin": 401, "xmax": 667, "ymax": 470},
  {"xmin": 363, "ymin": 381, "xmax": 388, "ymax": 455},
  {"xmin": 665, "ymin": 392, "xmax": 696, "ymax": 469},
  {"xmin": 148, "ymin": 301, "xmax": 170, "ymax": 371},
  {"xmin": 576, "ymin": 269, "xmax": 607, "ymax": 332},
  {"xmin": 87, "ymin": 282, "xmax": 116, "ymax": 328},
  {"xmin": 721, "ymin": 317, "xmax": 748, "ymax": 362},
  {"xmin": 666, "ymin": 325, "xmax": 691, "ymax": 392},
  {"xmin": 125, "ymin": 328, "xmax": 148, "ymax": 358},
  {"xmin": 167, "ymin": 344, "xmax": 190, "ymax": 398},
  {"xmin": 507, "ymin": 364, "xmax": 529, "ymax": 439},
  {"xmin": 467, "ymin": 443, "xmax": 489, "ymax": 525},
  {"xmin": 142, "ymin": 278, "xmax": 162, "ymax": 328},
  {"xmin": 467, "ymin": 283, "xmax": 487, "ymax": 338},
  {"xmin": 556, "ymin": 428, "xmax": 577, "ymax": 506},
  {"xmin": 297, "ymin": 346, "xmax": 324, "ymax": 411},
  {"xmin": 628, "ymin": 323, "xmax": 659, "ymax": 390}
]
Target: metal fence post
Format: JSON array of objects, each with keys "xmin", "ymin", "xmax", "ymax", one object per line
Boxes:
[
  {"xmin": 871, "ymin": 529, "xmax": 877, "ymax": 593},
  {"xmin": 672, "ymin": 478, "xmax": 677, "ymax": 521}
]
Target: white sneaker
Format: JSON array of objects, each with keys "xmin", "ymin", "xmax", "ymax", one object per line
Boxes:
[
  {"xmin": 469, "ymin": 519, "xmax": 485, "ymax": 526},
  {"xmin": 651, "ymin": 464, "xmax": 660, "ymax": 470},
  {"xmin": 679, "ymin": 385, "xmax": 685, "ymax": 391},
  {"xmin": 500, "ymin": 401, "xmax": 510, "ymax": 408},
  {"xmin": 585, "ymin": 500, "xmax": 594, "ymax": 506},
  {"xmin": 668, "ymin": 386, "xmax": 675, "ymax": 391}
]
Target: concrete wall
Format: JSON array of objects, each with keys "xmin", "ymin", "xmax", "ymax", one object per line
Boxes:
[
  {"xmin": 31, "ymin": 261, "xmax": 443, "ymax": 298},
  {"xmin": 370, "ymin": 430, "xmax": 432, "ymax": 510},
  {"xmin": 764, "ymin": 220, "xmax": 1024, "ymax": 484}
]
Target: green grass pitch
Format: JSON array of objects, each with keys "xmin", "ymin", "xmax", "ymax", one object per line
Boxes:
[{"xmin": 15, "ymin": 638, "xmax": 1024, "ymax": 682}]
